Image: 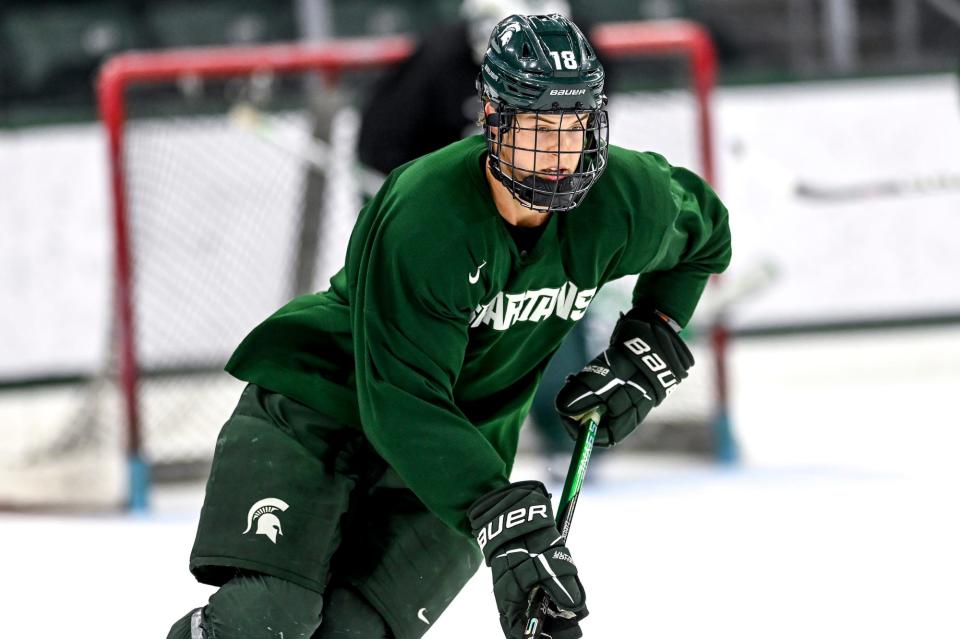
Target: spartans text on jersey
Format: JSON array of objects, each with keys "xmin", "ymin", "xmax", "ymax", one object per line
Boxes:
[{"xmin": 470, "ymin": 281, "xmax": 596, "ymax": 331}]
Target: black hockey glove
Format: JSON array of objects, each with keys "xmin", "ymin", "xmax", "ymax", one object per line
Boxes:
[
  {"xmin": 468, "ymin": 481, "xmax": 587, "ymax": 639},
  {"xmin": 556, "ymin": 309, "xmax": 694, "ymax": 447}
]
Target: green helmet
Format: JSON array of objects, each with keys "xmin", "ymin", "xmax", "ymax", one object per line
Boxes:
[
  {"xmin": 479, "ymin": 13, "xmax": 605, "ymax": 110},
  {"xmin": 477, "ymin": 14, "xmax": 609, "ymax": 212}
]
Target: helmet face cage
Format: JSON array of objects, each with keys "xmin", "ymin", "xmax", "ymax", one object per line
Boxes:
[{"xmin": 484, "ymin": 102, "xmax": 609, "ymax": 213}]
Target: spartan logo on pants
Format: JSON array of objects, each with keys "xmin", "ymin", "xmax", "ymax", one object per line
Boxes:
[{"xmin": 242, "ymin": 497, "xmax": 290, "ymax": 543}]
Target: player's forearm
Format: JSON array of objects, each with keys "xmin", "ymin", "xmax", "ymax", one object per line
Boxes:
[
  {"xmin": 359, "ymin": 382, "xmax": 511, "ymax": 535},
  {"xmin": 631, "ymin": 266, "xmax": 715, "ymax": 327},
  {"xmin": 633, "ymin": 180, "xmax": 732, "ymax": 324}
]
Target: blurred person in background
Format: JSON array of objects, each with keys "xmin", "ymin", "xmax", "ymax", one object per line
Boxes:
[
  {"xmin": 357, "ymin": 0, "xmax": 589, "ymax": 472},
  {"xmin": 358, "ymin": 0, "xmax": 572, "ymax": 174}
]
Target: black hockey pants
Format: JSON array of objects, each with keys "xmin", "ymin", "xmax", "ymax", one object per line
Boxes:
[{"xmin": 167, "ymin": 571, "xmax": 391, "ymax": 638}]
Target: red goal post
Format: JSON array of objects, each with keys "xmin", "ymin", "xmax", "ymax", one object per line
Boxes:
[
  {"xmin": 588, "ymin": 20, "xmax": 716, "ymax": 182},
  {"xmin": 96, "ymin": 20, "xmax": 727, "ymax": 510},
  {"xmin": 98, "ymin": 35, "xmax": 415, "ymax": 509}
]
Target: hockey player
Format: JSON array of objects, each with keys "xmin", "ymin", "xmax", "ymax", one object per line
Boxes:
[
  {"xmin": 356, "ymin": 0, "xmax": 589, "ymax": 473},
  {"xmin": 168, "ymin": 13, "xmax": 731, "ymax": 639}
]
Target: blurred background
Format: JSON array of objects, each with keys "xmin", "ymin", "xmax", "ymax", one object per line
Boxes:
[{"xmin": 1, "ymin": 1, "xmax": 958, "ymax": 637}]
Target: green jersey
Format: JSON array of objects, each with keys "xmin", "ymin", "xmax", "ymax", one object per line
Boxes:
[{"xmin": 226, "ymin": 135, "xmax": 731, "ymax": 534}]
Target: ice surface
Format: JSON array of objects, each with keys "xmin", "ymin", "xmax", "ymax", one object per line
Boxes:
[
  {"xmin": 2, "ymin": 327, "xmax": 958, "ymax": 638},
  {"xmin": 1, "ymin": 458, "xmax": 956, "ymax": 638}
]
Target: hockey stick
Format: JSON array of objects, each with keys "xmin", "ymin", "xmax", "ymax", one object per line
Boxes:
[
  {"xmin": 794, "ymin": 173, "xmax": 960, "ymax": 202},
  {"xmin": 728, "ymin": 136, "xmax": 960, "ymax": 204},
  {"xmin": 523, "ymin": 408, "xmax": 602, "ymax": 639}
]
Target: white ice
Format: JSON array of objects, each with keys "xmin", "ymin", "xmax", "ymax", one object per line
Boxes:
[{"xmin": 2, "ymin": 327, "xmax": 958, "ymax": 638}]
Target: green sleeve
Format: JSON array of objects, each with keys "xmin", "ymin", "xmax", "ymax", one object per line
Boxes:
[
  {"xmin": 629, "ymin": 160, "xmax": 732, "ymax": 327},
  {"xmin": 349, "ymin": 205, "xmax": 510, "ymax": 536}
]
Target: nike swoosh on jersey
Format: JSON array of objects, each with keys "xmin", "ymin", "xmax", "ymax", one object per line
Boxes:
[
  {"xmin": 468, "ymin": 261, "xmax": 487, "ymax": 284},
  {"xmin": 417, "ymin": 608, "xmax": 430, "ymax": 625}
]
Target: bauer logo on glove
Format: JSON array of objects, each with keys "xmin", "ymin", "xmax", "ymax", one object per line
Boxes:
[
  {"xmin": 475, "ymin": 503, "xmax": 550, "ymax": 550},
  {"xmin": 555, "ymin": 308, "xmax": 694, "ymax": 447},
  {"xmin": 621, "ymin": 336, "xmax": 681, "ymax": 395},
  {"xmin": 468, "ymin": 481, "xmax": 588, "ymax": 639}
]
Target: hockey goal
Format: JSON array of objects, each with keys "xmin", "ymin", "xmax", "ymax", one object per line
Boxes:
[{"xmin": 0, "ymin": 20, "xmax": 730, "ymax": 510}]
